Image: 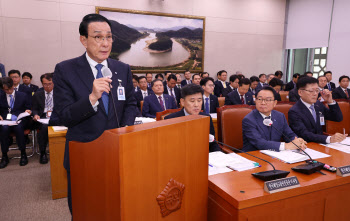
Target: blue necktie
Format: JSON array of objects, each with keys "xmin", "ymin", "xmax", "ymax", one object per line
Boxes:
[
  {"xmin": 328, "ymin": 83, "xmax": 331, "ymax": 90},
  {"xmin": 205, "ymin": 97, "xmax": 210, "ymax": 114},
  {"xmin": 9, "ymin": 95, "xmax": 17, "ymax": 121},
  {"xmin": 95, "ymin": 64, "xmax": 109, "ymax": 115},
  {"xmin": 310, "ymin": 105, "xmax": 317, "ymax": 123}
]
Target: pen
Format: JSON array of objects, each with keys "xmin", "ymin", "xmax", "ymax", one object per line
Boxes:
[
  {"xmin": 344, "ymin": 128, "xmax": 345, "ymax": 135},
  {"xmin": 208, "ymin": 164, "xmax": 213, "ymax": 167}
]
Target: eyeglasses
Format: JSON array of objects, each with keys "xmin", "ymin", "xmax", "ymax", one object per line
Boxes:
[
  {"xmin": 255, "ymin": 98, "xmax": 274, "ymax": 103},
  {"xmin": 88, "ymin": 35, "xmax": 115, "ymax": 43},
  {"xmin": 43, "ymin": 83, "xmax": 53, "ymax": 87},
  {"xmin": 301, "ymin": 89, "xmax": 320, "ymax": 94},
  {"xmin": 207, "ymin": 84, "xmax": 215, "ymax": 88}
]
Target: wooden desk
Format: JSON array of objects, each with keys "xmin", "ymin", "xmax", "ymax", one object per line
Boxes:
[
  {"xmin": 212, "ymin": 117, "xmax": 218, "ymax": 140},
  {"xmin": 208, "ymin": 143, "xmax": 350, "ymax": 220},
  {"xmin": 48, "ymin": 127, "xmax": 67, "ymax": 200}
]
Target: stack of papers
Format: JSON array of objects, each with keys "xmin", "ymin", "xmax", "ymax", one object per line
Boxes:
[
  {"xmin": 209, "ymin": 151, "xmax": 259, "ymax": 176},
  {"xmin": 134, "ymin": 117, "xmax": 156, "ymax": 124},
  {"xmin": 52, "ymin": 126, "xmax": 68, "ymax": 132},
  {"xmin": 0, "ymin": 121, "xmax": 18, "ymax": 126},
  {"xmin": 322, "ymin": 140, "xmax": 350, "ymax": 154},
  {"xmin": 38, "ymin": 119, "xmax": 50, "ymax": 125},
  {"xmin": 260, "ymin": 148, "xmax": 331, "ymax": 164},
  {"xmin": 209, "ymin": 113, "xmax": 217, "ymax": 119}
]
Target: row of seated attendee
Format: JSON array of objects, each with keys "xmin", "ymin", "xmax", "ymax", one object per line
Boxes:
[{"xmin": 0, "ymin": 71, "xmax": 61, "ymax": 169}]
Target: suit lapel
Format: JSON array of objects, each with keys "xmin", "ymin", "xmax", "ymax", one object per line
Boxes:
[
  {"xmin": 152, "ymin": 94, "xmax": 162, "ymax": 111},
  {"xmin": 40, "ymin": 91, "xmax": 46, "ymax": 110},
  {"xmin": 75, "ymin": 54, "xmax": 95, "ymax": 93},
  {"xmin": 253, "ymin": 110, "xmax": 270, "ymax": 140},
  {"xmin": 298, "ymin": 100, "xmax": 317, "ymax": 128}
]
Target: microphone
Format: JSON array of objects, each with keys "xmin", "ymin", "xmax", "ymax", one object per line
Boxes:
[
  {"xmin": 213, "ymin": 137, "xmax": 290, "ymax": 181},
  {"xmin": 263, "ymin": 118, "xmax": 324, "ymax": 174},
  {"xmin": 101, "ymin": 67, "xmax": 120, "ymax": 128}
]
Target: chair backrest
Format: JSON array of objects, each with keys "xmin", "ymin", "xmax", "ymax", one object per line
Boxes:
[
  {"xmin": 279, "ymin": 91, "xmax": 289, "ymax": 102},
  {"xmin": 218, "ymin": 97, "xmax": 225, "ymax": 107},
  {"xmin": 140, "ymin": 101, "xmax": 144, "ymax": 113},
  {"xmin": 326, "ymin": 99, "xmax": 350, "ymax": 134},
  {"xmin": 217, "ymin": 105, "xmax": 253, "ymax": 149},
  {"xmin": 274, "ymin": 102, "xmax": 295, "ymax": 123},
  {"xmin": 156, "ymin": 109, "xmax": 182, "ymax": 121}
]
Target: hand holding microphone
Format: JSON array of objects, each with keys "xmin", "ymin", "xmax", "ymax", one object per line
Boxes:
[{"xmin": 89, "ymin": 67, "xmax": 113, "ymax": 105}]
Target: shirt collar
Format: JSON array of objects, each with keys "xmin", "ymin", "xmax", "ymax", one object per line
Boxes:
[
  {"xmin": 341, "ymin": 87, "xmax": 348, "ymax": 91},
  {"xmin": 300, "ymin": 98, "xmax": 313, "ymax": 109},
  {"xmin": 203, "ymin": 94, "xmax": 210, "ymax": 99},
  {"xmin": 183, "ymin": 108, "xmax": 190, "ymax": 116},
  {"xmin": 141, "ymin": 89, "xmax": 148, "ymax": 93},
  {"xmin": 7, "ymin": 90, "xmax": 15, "ymax": 98},
  {"xmin": 259, "ymin": 112, "xmax": 271, "ymax": 119},
  {"xmin": 85, "ymin": 53, "xmax": 108, "ymax": 70}
]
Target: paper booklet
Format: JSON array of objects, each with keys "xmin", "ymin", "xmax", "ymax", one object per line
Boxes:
[{"xmin": 260, "ymin": 148, "xmax": 330, "ymax": 164}]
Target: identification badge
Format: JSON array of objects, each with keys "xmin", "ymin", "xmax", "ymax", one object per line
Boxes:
[
  {"xmin": 320, "ymin": 116, "xmax": 325, "ymax": 125},
  {"xmin": 47, "ymin": 111, "xmax": 52, "ymax": 118},
  {"xmin": 6, "ymin": 113, "xmax": 12, "ymax": 120},
  {"xmin": 117, "ymin": 79, "xmax": 125, "ymax": 100}
]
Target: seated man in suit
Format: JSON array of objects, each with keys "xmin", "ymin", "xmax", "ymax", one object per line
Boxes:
[
  {"xmin": 332, "ymin": 75, "xmax": 350, "ymax": 99},
  {"xmin": 8, "ymin": 70, "xmax": 32, "ymax": 98},
  {"xmin": 175, "ymin": 73, "xmax": 182, "ymax": 89},
  {"xmin": 214, "ymin": 70, "xmax": 229, "ymax": 97},
  {"xmin": 268, "ymin": 77, "xmax": 283, "ymax": 101},
  {"xmin": 164, "ymin": 74, "xmax": 181, "ymax": 107},
  {"xmin": 165, "ymin": 84, "xmax": 221, "ymax": 152},
  {"xmin": 192, "ymin": 73, "xmax": 201, "ymax": 85},
  {"xmin": 200, "ymin": 77, "xmax": 219, "ymax": 114},
  {"xmin": 21, "ymin": 72, "xmax": 39, "ymax": 95},
  {"xmin": 132, "ymin": 75, "xmax": 140, "ymax": 92},
  {"xmin": 275, "ymin": 70, "xmax": 284, "ymax": 84},
  {"xmin": 249, "ymin": 76, "xmax": 259, "ymax": 96},
  {"xmin": 0, "ymin": 77, "xmax": 32, "ymax": 168},
  {"xmin": 181, "ymin": 70, "xmax": 191, "ymax": 87},
  {"xmin": 155, "ymin": 73, "xmax": 164, "ymax": 81},
  {"xmin": 256, "ymin": 73, "xmax": 267, "ymax": 91},
  {"xmin": 288, "ymin": 76, "xmax": 345, "ymax": 144},
  {"xmin": 146, "ymin": 73, "xmax": 153, "ymax": 89},
  {"xmin": 242, "ymin": 87, "xmax": 306, "ymax": 152},
  {"xmin": 285, "ymin": 73, "xmax": 300, "ymax": 91},
  {"xmin": 134, "ymin": 76, "xmax": 153, "ymax": 111},
  {"xmin": 163, "ymin": 71, "xmax": 172, "ymax": 87},
  {"xmin": 225, "ymin": 78, "xmax": 254, "ymax": 105},
  {"xmin": 31, "ymin": 73, "xmax": 58, "ymax": 164},
  {"xmin": 324, "ymin": 71, "xmax": 336, "ymax": 91},
  {"xmin": 222, "ymin": 74, "xmax": 239, "ymax": 97},
  {"xmin": 142, "ymin": 79, "xmax": 177, "ymax": 118},
  {"xmin": 266, "ymin": 74, "xmax": 275, "ymax": 84},
  {"xmin": 200, "ymin": 72, "xmax": 209, "ymax": 79}
]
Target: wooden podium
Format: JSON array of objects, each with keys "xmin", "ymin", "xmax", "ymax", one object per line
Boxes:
[{"xmin": 70, "ymin": 115, "xmax": 209, "ymax": 221}]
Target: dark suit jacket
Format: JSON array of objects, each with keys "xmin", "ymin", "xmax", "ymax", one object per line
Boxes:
[
  {"xmin": 201, "ymin": 94, "xmax": 219, "ymax": 114},
  {"xmin": 242, "ymin": 109, "xmax": 296, "ymax": 152},
  {"xmin": 134, "ymin": 88, "xmax": 153, "ymax": 110},
  {"xmin": 256, "ymin": 82, "xmax": 267, "ymax": 91},
  {"xmin": 332, "ymin": 86, "xmax": 350, "ymax": 99},
  {"xmin": 164, "ymin": 85, "xmax": 181, "ymax": 107},
  {"xmin": 222, "ymin": 87, "xmax": 234, "ymax": 97},
  {"xmin": 214, "ymin": 80, "xmax": 230, "ymax": 97},
  {"xmin": 31, "ymin": 90, "xmax": 46, "ymax": 117},
  {"xmin": 0, "ymin": 91, "xmax": 31, "ymax": 119},
  {"xmin": 21, "ymin": 83, "xmax": 39, "ymax": 94},
  {"xmin": 142, "ymin": 93, "xmax": 177, "ymax": 118},
  {"xmin": 324, "ymin": 82, "xmax": 336, "ymax": 91},
  {"xmin": 224, "ymin": 90, "xmax": 254, "ymax": 105},
  {"xmin": 18, "ymin": 84, "xmax": 33, "ymax": 96},
  {"xmin": 53, "ymin": 53, "xmax": 137, "ymax": 170},
  {"xmin": 288, "ymin": 88, "xmax": 300, "ymax": 102},
  {"xmin": 181, "ymin": 79, "xmax": 191, "ymax": 87},
  {"xmin": 164, "ymin": 109, "xmax": 221, "ymax": 152},
  {"xmin": 284, "ymin": 81, "xmax": 296, "ymax": 91},
  {"xmin": 288, "ymin": 100, "xmax": 343, "ymax": 144},
  {"xmin": 249, "ymin": 88, "xmax": 259, "ymax": 96}
]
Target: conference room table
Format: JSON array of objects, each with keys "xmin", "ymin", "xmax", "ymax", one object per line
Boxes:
[{"xmin": 208, "ymin": 142, "xmax": 350, "ymax": 221}]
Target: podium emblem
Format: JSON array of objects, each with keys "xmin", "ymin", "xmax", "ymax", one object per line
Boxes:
[{"xmin": 156, "ymin": 178, "xmax": 185, "ymax": 217}]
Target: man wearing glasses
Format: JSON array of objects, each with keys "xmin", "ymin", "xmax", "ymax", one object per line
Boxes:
[
  {"xmin": 53, "ymin": 14, "xmax": 136, "ymax": 215},
  {"xmin": 288, "ymin": 77, "xmax": 345, "ymax": 144},
  {"xmin": 242, "ymin": 87, "xmax": 306, "ymax": 152}
]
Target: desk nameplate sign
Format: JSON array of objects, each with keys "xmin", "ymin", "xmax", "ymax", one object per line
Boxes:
[
  {"xmin": 264, "ymin": 176, "xmax": 300, "ymax": 194},
  {"xmin": 336, "ymin": 165, "xmax": 350, "ymax": 177}
]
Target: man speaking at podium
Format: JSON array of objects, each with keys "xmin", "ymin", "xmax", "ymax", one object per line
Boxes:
[{"xmin": 53, "ymin": 14, "xmax": 137, "ymax": 215}]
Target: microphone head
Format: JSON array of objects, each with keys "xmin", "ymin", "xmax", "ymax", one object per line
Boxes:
[
  {"xmin": 101, "ymin": 67, "xmax": 113, "ymax": 78},
  {"xmin": 209, "ymin": 134, "xmax": 215, "ymax": 143},
  {"xmin": 263, "ymin": 118, "xmax": 273, "ymax": 126}
]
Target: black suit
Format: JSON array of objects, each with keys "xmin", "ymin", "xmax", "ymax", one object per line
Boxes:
[
  {"xmin": 164, "ymin": 85, "xmax": 181, "ymax": 107},
  {"xmin": 134, "ymin": 88, "xmax": 153, "ymax": 110},
  {"xmin": 21, "ymin": 83, "xmax": 39, "ymax": 94},
  {"xmin": 324, "ymin": 82, "xmax": 336, "ymax": 91},
  {"xmin": 222, "ymin": 87, "xmax": 234, "ymax": 97},
  {"xmin": 225, "ymin": 90, "xmax": 255, "ymax": 105},
  {"xmin": 249, "ymin": 88, "xmax": 259, "ymax": 96},
  {"xmin": 181, "ymin": 79, "xmax": 191, "ymax": 87},
  {"xmin": 214, "ymin": 80, "xmax": 230, "ymax": 97},
  {"xmin": 201, "ymin": 94, "xmax": 219, "ymax": 114},
  {"xmin": 288, "ymin": 88, "xmax": 300, "ymax": 102},
  {"xmin": 284, "ymin": 81, "xmax": 296, "ymax": 91},
  {"xmin": 332, "ymin": 86, "xmax": 350, "ymax": 99},
  {"xmin": 164, "ymin": 109, "xmax": 221, "ymax": 152}
]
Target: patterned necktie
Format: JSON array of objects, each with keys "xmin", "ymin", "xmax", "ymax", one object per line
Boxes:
[
  {"xmin": 95, "ymin": 64, "xmax": 109, "ymax": 115},
  {"xmin": 9, "ymin": 94, "xmax": 14, "ymax": 109},
  {"xmin": 170, "ymin": 89, "xmax": 174, "ymax": 98},
  {"xmin": 240, "ymin": 95, "xmax": 244, "ymax": 104},
  {"xmin": 46, "ymin": 92, "xmax": 53, "ymax": 111},
  {"xmin": 158, "ymin": 96, "xmax": 165, "ymax": 111},
  {"xmin": 143, "ymin": 92, "xmax": 147, "ymax": 99},
  {"xmin": 310, "ymin": 105, "xmax": 317, "ymax": 123},
  {"xmin": 265, "ymin": 116, "xmax": 271, "ymax": 139},
  {"xmin": 205, "ymin": 97, "xmax": 210, "ymax": 114},
  {"xmin": 345, "ymin": 89, "xmax": 349, "ymax": 98}
]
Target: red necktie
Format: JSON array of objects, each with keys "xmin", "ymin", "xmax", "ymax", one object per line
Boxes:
[
  {"xmin": 158, "ymin": 96, "xmax": 165, "ymax": 111},
  {"xmin": 345, "ymin": 89, "xmax": 349, "ymax": 98},
  {"xmin": 240, "ymin": 95, "xmax": 244, "ymax": 104}
]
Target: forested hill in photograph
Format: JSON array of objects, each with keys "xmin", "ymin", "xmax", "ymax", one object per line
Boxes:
[{"xmin": 156, "ymin": 28, "xmax": 203, "ymax": 39}]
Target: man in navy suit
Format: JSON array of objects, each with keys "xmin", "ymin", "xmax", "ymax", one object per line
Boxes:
[
  {"xmin": 200, "ymin": 77, "xmax": 219, "ymax": 113},
  {"xmin": 163, "ymin": 74, "xmax": 181, "ymax": 106},
  {"xmin": 256, "ymin": 73, "xmax": 267, "ymax": 91},
  {"xmin": 21, "ymin": 72, "xmax": 39, "ymax": 94},
  {"xmin": 249, "ymin": 76, "xmax": 260, "ymax": 96},
  {"xmin": 268, "ymin": 78, "xmax": 283, "ymax": 101},
  {"xmin": 142, "ymin": 79, "xmax": 177, "ymax": 118},
  {"xmin": 214, "ymin": 70, "xmax": 229, "ymax": 97},
  {"xmin": 8, "ymin": 70, "xmax": 32, "ymax": 98},
  {"xmin": 222, "ymin": 74, "xmax": 239, "ymax": 97},
  {"xmin": 165, "ymin": 84, "xmax": 221, "ymax": 152},
  {"xmin": 175, "ymin": 73, "xmax": 182, "ymax": 89},
  {"xmin": 53, "ymin": 14, "xmax": 137, "ymax": 215},
  {"xmin": 288, "ymin": 77, "xmax": 345, "ymax": 144},
  {"xmin": 0, "ymin": 77, "xmax": 32, "ymax": 168},
  {"xmin": 242, "ymin": 87, "xmax": 306, "ymax": 152},
  {"xmin": 181, "ymin": 70, "xmax": 191, "ymax": 87},
  {"xmin": 132, "ymin": 75, "xmax": 140, "ymax": 92},
  {"xmin": 285, "ymin": 73, "xmax": 300, "ymax": 91},
  {"xmin": 225, "ymin": 78, "xmax": 254, "ymax": 105},
  {"xmin": 324, "ymin": 71, "xmax": 336, "ymax": 91},
  {"xmin": 332, "ymin": 75, "xmax": 350, "ymax": 99},
  {"xmin": 146, "ymin": 73, "xmax": 153, "ymax": 89},
  {"xmin": 134, "ymin": 76, "xmax": 153, "ymax": 111}
]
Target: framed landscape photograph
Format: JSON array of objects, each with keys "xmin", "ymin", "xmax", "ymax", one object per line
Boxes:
[{"xmin": 96, "ymin": 7, "xmax": 205, "ymax": 73}]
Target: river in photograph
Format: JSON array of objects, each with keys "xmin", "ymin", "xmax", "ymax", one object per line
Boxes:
[{"xmin": 118, "ymin": 33, "xmax": 190, "ymax": 67}]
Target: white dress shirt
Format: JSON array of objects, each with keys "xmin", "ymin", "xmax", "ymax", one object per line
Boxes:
[{"xmin": 141, "ymin": 89, "xmax": 148, "ymax": 99}]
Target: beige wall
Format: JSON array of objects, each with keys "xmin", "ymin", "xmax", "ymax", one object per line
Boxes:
[{"xmin": 0, "ymin": 0, "xmax": 286, "ymax": 85}]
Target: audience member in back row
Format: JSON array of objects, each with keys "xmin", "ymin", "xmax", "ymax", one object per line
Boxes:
[
  {"xmin": 181, "ymin": 70, "xmax": 192, "ymax": 87},
  {"xmin": 134, "ymin": 76, "xmax": 153, "ymax": 111},
  {"xmin": 249, "ymin": 76, "xmax": 259, "ymax": 96},
  {"xmin": 21, "ymin": 72, "xmax": 39, "ymax": 95},
  {"xmin": 175, "ymin": 73, "xmax": 182, "ymax": 89},
  {"xmin": 132, "ymin": 75, "xmax": 140, "ymax": 92},
  {"xmin": 200, "ymin": 77, "xmax": 219, "ymax": 114},
  {"xmin": 214, "ymin": 70, "xmax": 229, "ymax": 97},
  {"xmin": 201, "ymin": 72, "xmax": 209, "ymax": 79},
  {"xmin": 288, "ymin": 77, "xmax": 345, "ymax": 144},
  {"xmin": 0, "ymin": 77, "xmax": 32, "ymax": 169},
  {"xmin": 146, "ymin": 73, "xmax": 153, "ymax": 89},
  {"xmin": 284, "ymin": 73, "xmax": 300, "ymax": 91},
  {"xmin": 142, "ymin": 79, "xmax": 177, "ymax": 118},
  {"xmin": 275, "ymin": 70, "xmax": 284, "ymax": 84},
  {"xmin": 266, "ymin": 73, "xmax": 275, "ymax": 84},
  {"xmin": 165, "ymin": 84, "xmax": 221, "ymax": 152},
  {"xmin": 304, "ymin": 71, "xmax": 313, "ymax": 77},
  {"xmin": 155, "ymin": 73, "xmax": 164, "ymax": 81},
  {"xmin": 332, "ymin": 75, "xmax": 350, "ymax": 100},
  {"xmin": 317, "ymin": 75, "xmax": 328, "ymax": 102},
  {"xmin": 225, "ymin": 78, "xmax": 254, "ymax": 105},
  {"xmin": 192, "ymin": 73, "xmax": 201, "ymax": 85},
  {"xmin": 257, "ymin": 73, "xmax": 267, "ymax": 91},
  {"xmin": 324, "ymin": 71, "xmax": 336, "ymax": 91},
  {"xmin": 222, "ymin": 74, "xmax": 239, "ymax": 97},
  {"xmin": 164, "ymin": 74, "xmax": 181, "ymax": 107},
  {"xmin": 242, "ymin": 86, "xmax": 306, "ymax": 152},
  {"xmin": 8, "ymin": 70, "xmax": 32, "ymax": 98},
  {"xmin": 268, "ymin": 77, "xmax": 283, "ymax": 101}
]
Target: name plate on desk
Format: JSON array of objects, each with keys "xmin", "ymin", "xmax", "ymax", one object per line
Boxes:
[
  {"xmin": 264, "ymin": 176, "xmax": 300, "ymax": 194},
  {"xmin": 336, "ymin": 165, "xmax": 350, "ymax": 177}
]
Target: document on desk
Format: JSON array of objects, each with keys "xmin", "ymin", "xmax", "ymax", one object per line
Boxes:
[
  {"xmin": 260, "ymin": 148, "xmax": 331, "ymax": 164},
  {"xmin": 52, "ymin": 126, "xmax": 68, "ymax": 132},
  {"xmin": 209, "ymin": 113, "xmax": 217, "ymax": 119},
  {"xmin": 209, "ymin": 151, "xmax": 259, "ymax": 175},
  {"xmin": 38, "ymin": 118, "xmax": 50, "ymax": 125},
  {"xmin": 0, "ymin": 120, "xmax": 18, "ymax": 126},
  {"xmin": 323, "ymin": 143, "xmax": 350, "ymax": 154}
]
